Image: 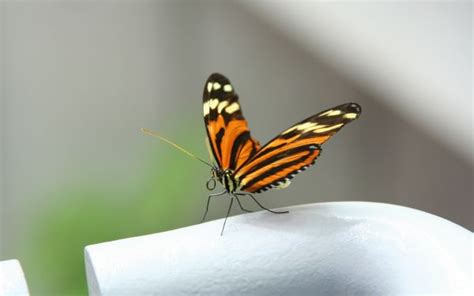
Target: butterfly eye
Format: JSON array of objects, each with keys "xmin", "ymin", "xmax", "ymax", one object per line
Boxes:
[{"xmin": 206, "ymin": 178, "xmax": 216, "ymax": 191}]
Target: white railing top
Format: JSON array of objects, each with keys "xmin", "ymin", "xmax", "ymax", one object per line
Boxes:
[
  {"xmin": 84, "ymin": 201, "xmax": 473, "ymax": 295},
  {"xmin": 0, "ymin": 259, "xmax": 29, "ymax": 296}
]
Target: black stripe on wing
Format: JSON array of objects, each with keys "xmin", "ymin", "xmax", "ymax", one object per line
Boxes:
[{"xmin": 239, "ymin": 145, "xmax": 321, "ymax": 193}]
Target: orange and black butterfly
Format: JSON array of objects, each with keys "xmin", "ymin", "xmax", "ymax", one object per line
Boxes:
[{"xmin": 143, "ymin": 73, "xmax": 361, "ymax": 234}]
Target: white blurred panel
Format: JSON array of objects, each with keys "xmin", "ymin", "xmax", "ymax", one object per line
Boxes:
[{"xmin": 241, "ymin": 1, "xmax": 473, "ymax": 163}]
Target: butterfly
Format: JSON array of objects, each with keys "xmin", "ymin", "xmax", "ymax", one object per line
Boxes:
[{"xmin": 142, "ymin": 73, "xmax": 361, "ymax": 235}]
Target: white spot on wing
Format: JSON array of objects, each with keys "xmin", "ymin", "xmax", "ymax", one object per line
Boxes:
[
  {"xmin": 283, "ymin": 122, "xmax": 319, "ymax": 134},
  {"xmin": 282, "ymin": 126, "xmax": 297, "ymax": 135},
  {"xmin": 207, "ymin": 82, "xmax": 213, "ymax": 93},
  {"xmin": 223, "ymin": 84, "xmax": 233, "ymax": 92},
  {"xmin": 225, "ymin": 102, "xmax": 240, "ymax": 114},
  {"xmin": 343, "ymin": 113, "xmax": 358, "ymax": 119},
  {"xmin": 213, "ymin": 82, "xmax": 221, "ymax": 90},
  {"xmin": 313, "ymin": 123, "xmax": 344, "ymax": 133},
  {"xmin": 203, "ymin": 101, "xmax": 210, "ymax": 115},
  {"xmin": 209, "ymin": 98, "xmax": 219, "ymax": 109},
  {"xmin": 217, "ymin": 101, "xmax": 229, "ymax": 113},
  {"xmin": 320, "ymin": 109, "xmax": 342, "ymax": 117},
  {"xmin": 276, "ymin": 179, "xmax": 291, "ymax": 189}
]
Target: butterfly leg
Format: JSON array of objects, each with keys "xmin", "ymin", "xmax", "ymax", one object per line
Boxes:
[
  {"xmin": 221, "ymin": 197, "xmax": 234, "ymax": 236},
  {"xmin": 201, "ymin": 191, "xmax": 227, "ymax": 223},
  {"xmin": 236, "ymin": 192, "xmax": 289, "ymax": 214},
  {"xmin": 234, "ymin": 195, "xmax": 253, "ymax": 213}
]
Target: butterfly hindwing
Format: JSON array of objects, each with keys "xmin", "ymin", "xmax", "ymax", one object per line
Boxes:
[
  {"xmin": 234, "ymin": 103, "xmax": 361, "ymax": 193},
  {"xmin": 203, "ymin": 73, "xmax": 260, "ymax": 170}
]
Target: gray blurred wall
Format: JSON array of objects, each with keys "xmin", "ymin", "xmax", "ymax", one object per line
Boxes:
[{"xmin": 1, "ymin": 1, "xmax": 472, "ymax": 256}]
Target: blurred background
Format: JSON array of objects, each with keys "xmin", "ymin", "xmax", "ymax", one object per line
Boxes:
[{"xmin": 0, "ymin": 1, "xmax": 472, "ymax": 295}]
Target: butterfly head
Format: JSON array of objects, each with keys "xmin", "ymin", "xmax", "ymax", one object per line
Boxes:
[{"xmin": 206, "ymin": 167, "xmax": 237, "ymax": 193}]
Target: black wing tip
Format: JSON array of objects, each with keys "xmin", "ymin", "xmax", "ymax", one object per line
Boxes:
[
  {"xmin": 344, "ymin": 102, "xmax": 362, "ymax": 115},
  {"xmin": 207, "ymin": 73, "xmax": 230, "ymax": 83}
]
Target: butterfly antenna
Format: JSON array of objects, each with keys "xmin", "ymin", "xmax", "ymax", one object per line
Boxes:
[{"xmin": 141, "ymin": 128, "xmax": 213, "ymax": 168}]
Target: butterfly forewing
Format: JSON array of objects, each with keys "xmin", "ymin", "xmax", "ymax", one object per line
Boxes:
[
  {"xmin": 203, "ymin": 73, "xmax": 260, "ymax": 170},
  {"xmin": 234, "ymin": 103, "xmax": 361, "ymax": 193}
]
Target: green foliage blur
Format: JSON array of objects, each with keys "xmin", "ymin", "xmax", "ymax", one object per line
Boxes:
[{"xmin": 15, "ymin": 126, "xmax": 207, "ymax": 295}]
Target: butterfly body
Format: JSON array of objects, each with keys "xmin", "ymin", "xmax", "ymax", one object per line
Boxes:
[{"xmin": 211, "ymin": 167, "xmax": 238, "ymax": 193}]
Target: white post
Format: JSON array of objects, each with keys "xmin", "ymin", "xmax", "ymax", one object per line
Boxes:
[
  {"xmin": 85, "ymin": 202, "xmax": 473, "ymax": 295},
  {"xmin": 0, "ymin": 259, "xmax": 30, "ymax": 296}
]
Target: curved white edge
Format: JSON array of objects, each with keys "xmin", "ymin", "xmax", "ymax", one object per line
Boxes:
[
  {"xmin": 84, "ymin": 202, "xmax": 473, "ymax": 295},
  {"xmin": 0, "ymin": 259, "xmax": 30, "ymax": 296},
  {"xmin": 85, "ymin": 250, "xmax": 101, "ymax": 296}
]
